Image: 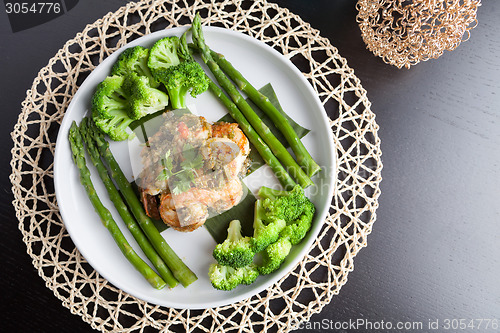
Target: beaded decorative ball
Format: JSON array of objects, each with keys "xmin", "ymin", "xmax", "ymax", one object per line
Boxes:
[{"xmin": 356, "ymin": 0, "xmax": 481, "ymax": 68}]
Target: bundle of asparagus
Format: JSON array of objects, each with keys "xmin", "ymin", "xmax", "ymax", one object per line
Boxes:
[
  {"xmin": 68, "ymin": 118, "xmax": 197, "ymax": 289},
  {"xmin": 190, "ymin": 13, "xmax": 320, "ymax": 189}
]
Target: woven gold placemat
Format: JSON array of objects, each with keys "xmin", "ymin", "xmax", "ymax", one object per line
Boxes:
[{"xmin": 10, "ymin": 0, "xmax": 382, "ymax": 332}]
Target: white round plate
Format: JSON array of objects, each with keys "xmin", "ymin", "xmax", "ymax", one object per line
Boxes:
[{"xmin": 54, "ymin": 27, "xmax": 336, "ymax": 309}]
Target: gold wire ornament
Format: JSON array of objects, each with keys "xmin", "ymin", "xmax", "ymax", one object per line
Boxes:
[{"xmin": 356, "ymin": 0, "xmax": 481, "ymax": 68}]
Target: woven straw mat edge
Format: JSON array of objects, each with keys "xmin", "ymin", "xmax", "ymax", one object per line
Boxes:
[{"xmin": 9, "ymin": 0, "xmax": 382, "ymax": 332}]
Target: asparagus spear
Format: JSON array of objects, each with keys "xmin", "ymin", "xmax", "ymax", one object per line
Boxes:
[
  {"xmin": 210, "ymin": 50, "xmax": 321, "ymax": 177},
  {"xmin": 86, "ymin": 119, "xmax": 198, "ymax": 287},
  {"xmin": 79, "ymin": 118, "xmax": 178, "ymax": 288},
  {"xmin": 191, "ymin": 14, "xmax": 313, "ymax": 189},
  {"xmin": 68, "ymin": 121, "xmax": 166, "ymax": 290}
]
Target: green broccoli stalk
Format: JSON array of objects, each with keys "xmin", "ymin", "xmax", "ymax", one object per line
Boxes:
[
  {"xmin": 91, "ymin": 76, "xmax": 134, "ymax": 141},
  {"xmin": 123, "ymin": 73, "xmax": 169, "ymax": 119},
  {"xmin": 258, "ymin": 236, "xmax": 292, "ymax": 275},
  {"xmin": 148, "ymin": 36, "xmax": 209, "ymax": 110},
  {"xmin": 251, "ymin": 199, "xmax": 286, "ymax": 253},
  {"xmin": 213, "ymin": 220, "xmax": 254, "ymax": 268},
  {"xmin": 111, "ymin": 46, "xmax": 159, "ymax": 88},
  {"xmin": 208, "ymin": 262, "xmax": 259, "ymax": 291}
]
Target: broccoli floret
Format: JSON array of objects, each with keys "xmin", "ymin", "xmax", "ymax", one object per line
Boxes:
[
  {"xmin": 111, "ymin": 46, "xmax": 159, "ymax": 88},
  {"xmin": 258, "ymin": 185, "xmax": 316, "ymax": 246},
  {"xmin": 123, "ymin": 73, "xmax": 169, "ymax": 120},
  {"xmin": 154, "ymin": 61, "xmax": 209, "ymax": 109},
  {"xmin": 251, "ymin": 200, "xmax": 286, "ymax": 253},
  {"xmin": 239, "ymin": 263, "xmax": 260, "ymax": 285},
  {"xmin": 280, "ymin": 200, "xmax": 315, "ymax": 245},
  {"xmin": 92, "ymin": 113, "xmax": 134, "ymax": 141},
  {"xmin": 258, "ymin": 185, "xmax": 309, "ymax": 222},
  {"xmin": 258, "ymin": 237, "xmax": 292, "ymax": 275},
  {"xmin": 208, "ymin": 262, "xmax": 259, "ymax": 291},
  {"xmin": 91, "ymin": 76, "xmax": 128, "ymax": 117},
  {"xmin": 213, "ymin": 220, "xmax": 254, "ymax": 268},
  {"xmin": 91, "ymin": 76, "xmax": 134, "ymax": 141},
  {"xmin": 147, "ymin": 36, "xmax": 208, "ymax": 110},
  {"xmin": 147, "ymin": 36, "xmax": 181, "ymax": 75},
  {"xmin": 208, "ymin": 263, "xmax": 240, "ymax": 291}
]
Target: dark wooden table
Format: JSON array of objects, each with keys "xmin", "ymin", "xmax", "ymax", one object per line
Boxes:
[{"xmin": 1, "ymin": 1, "xmax": 499, "ymax": 332}]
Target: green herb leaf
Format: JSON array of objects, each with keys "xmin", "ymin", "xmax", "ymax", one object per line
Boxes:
[
  {"xmin": 156, "ymin": 150, "xmax": 175, "ymax": 182},
  {"xmin": 156, "ymin": 169, "xmax": 169, "ymax": 181}
]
